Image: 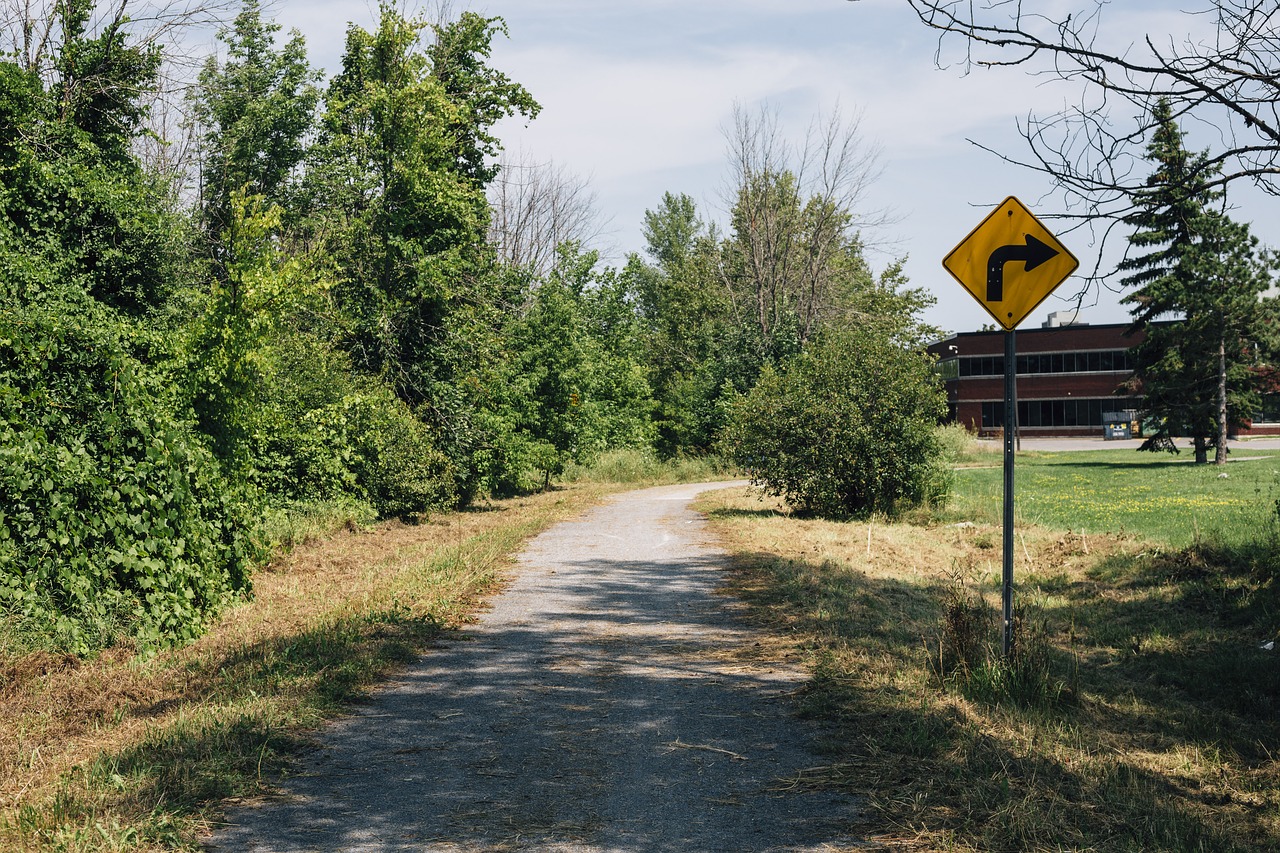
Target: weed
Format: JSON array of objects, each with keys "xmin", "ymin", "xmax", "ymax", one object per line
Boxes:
[
  {"xmin": 930, "ymin": 566, "xmax": 991, "ymax": 679},
  {"xmin": 561, "ymin": 449, "xmax": 735, "ymax": 485},
  {"xmin": 959, "ymin": 612, "xmax": 1074, "ymax": 710},
  {"xmin": 929, "ymin": 571, "xmax": 1074, "ymax": 710}
]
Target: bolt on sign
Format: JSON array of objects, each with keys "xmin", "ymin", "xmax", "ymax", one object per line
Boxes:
[{"xmin": 942, "ymin": 196, "xmax": 1079, "ymax": 330}]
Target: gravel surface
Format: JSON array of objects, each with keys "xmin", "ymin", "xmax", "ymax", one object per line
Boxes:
[{"xmin": 206, "ymin": 481, "xmax": 862, "ymax": 852}]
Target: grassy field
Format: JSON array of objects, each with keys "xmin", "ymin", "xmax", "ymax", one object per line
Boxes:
[
  {"xmin": 698, "ymin": 446, "xmax": 1280, "ymax": 852},
  {"xmin": 944, "ymin": 445, "xmax": 1280, "ymax": 548},
  {"xmin": 3, "ymin": 446, "xmax": 1277, "ymax": 851}
]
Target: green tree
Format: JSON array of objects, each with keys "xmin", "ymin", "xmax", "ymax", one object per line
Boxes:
[
  {"xmin": 189, "ymin": 189, "xmax": 326, "ymax": 471},
  {"xmin": 1119, "ymin": 99, "xmax": 1275, "ymax": 464},
  {"xmin": 306, "ymin": 6, "xmax": 535, "ymax": 394},
  {"xmin": 0, "ymin": 5, "xmax": 256, "ymax": 650},
  {"xmin": 0, "ymin": 2, "xmax": 181, "ymax": 319},
  {"xmin": 193, "ymin": 0, "xmax": 320, "ymax": 245},
  {"xmin": 634, "ymin": 192, "xmax": 730, "ymax": 454},
  {"xmin": 508, "ymin": 244, "xmax": 654, "ymax": 487},
  {"xmin": 720, "ymin": 311, "xmax": 949, "ymax": 519},
  {"xmin": 426, "ymin": 13, "xmax": 539, "ymax": 186},
  {"xmin": 301, "ymin": 6, "xmax": 538, "ymax": 500},
  {"xmin": 634, "ymin": 152, "xmax": 902, "ymax": 458}
]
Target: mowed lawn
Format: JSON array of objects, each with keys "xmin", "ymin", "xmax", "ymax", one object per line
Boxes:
[
  {"xmin": 700, "ymin": 443, "xmax": 1280, "ymax": 853},
  {"xmin": 945, "ymin": 446, "xmax": 1280, "ymax": 547}
]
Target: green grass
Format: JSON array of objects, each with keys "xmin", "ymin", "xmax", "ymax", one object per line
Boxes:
[
  {"xmin": 561, "ymin": 448, "xmax": 736, "ymax": 485},
  {"xmin": 943, "ymin": 448, "xmax": 1280, "ymax": 547},
  {"xmin": 700, "ymin": 445, "xmax": 1280, "ymax": 852}
]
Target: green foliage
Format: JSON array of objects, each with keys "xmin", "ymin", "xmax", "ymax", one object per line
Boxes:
[
  {"xmin": 426, "ymin": 12, "xmax": 541, "ymax": 185},
  {"xmin": 51, "ymin": 0, "xmax": 163, "ymax": 162},
  {"xmin": 306, "ymin": 5, "xmax": 536, "ymax": 405},
  {"xmin": 193, "ymin": 0, "xmax": 320, "ymax": 239},
  {"xmin": 934, "ymin": 422, "xmax": 984, "ymax": 464},
  {"xmin": 506, "ymin": 244, "xmax": 656, "ymax": 486},
  {"xmin": 337, "ymin": 390, "xmax": 457, "ymax": 518},
  {"xmin": 633, "ymin": 163, "xmax": 936, "ymax": 459},
  {"xmin": 1120, "ymin": 98, "xmax": 1276, "ymax": 462},
  {"xmin": 721, "ymin": 324, "xmax": 950, "ymax": 519},
  {"xmin": 0, "ymin": 12, "xmax": 257, "ymax": 652},
  {"xmin": 0, "ymin": 295, "xmax": 253, "ymax": 653},
  {"xmin": 635, "ymin": 193, "xmax": 736, "ymax": 453},
  {"xmin": 188, "ymin": 192, "xmax": 457, "ymax": 518},
  {"xmin": 190, "ymin": 189, "xmax": 328, "ymax": 470}
]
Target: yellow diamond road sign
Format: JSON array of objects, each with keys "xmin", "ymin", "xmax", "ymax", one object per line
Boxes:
[{"xmin": 943, "ymin": 196, "xmax": 1079, "ymax": 331}]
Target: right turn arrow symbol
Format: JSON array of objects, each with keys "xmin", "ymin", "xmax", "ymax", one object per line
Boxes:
[{"xmin": 986, "ymin": 234, "xmax": 1060, "ymax": 302}]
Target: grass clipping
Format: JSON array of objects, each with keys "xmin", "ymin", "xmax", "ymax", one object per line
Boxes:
[
  {"xmin": 0, "ymin": 484, "xmax": 617, "ymax": 852},
  {"xmin": 699, "ymin": 486, "xmax": 1280, "ymax": 853}
]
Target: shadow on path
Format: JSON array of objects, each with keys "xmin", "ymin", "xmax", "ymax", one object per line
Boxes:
[{"xmin": 207, "ymin": 482, "xmax": 860, "ymax": 852}]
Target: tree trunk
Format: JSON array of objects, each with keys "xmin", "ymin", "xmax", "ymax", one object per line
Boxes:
[{"xmin": 1215, "ymin": 330, "xmax": 1228, "ymax": 465}]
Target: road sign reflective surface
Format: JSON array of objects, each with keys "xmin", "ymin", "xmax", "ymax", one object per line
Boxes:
[{"xmin": 943, "ymin": 196, "xmax": 1079, "ymax": 330}]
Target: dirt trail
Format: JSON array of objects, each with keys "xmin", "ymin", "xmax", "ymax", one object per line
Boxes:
[{"xmin": 207, "ymin": 481, "xmax": 861, "ymax": 852}]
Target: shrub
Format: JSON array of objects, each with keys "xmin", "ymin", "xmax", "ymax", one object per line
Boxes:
[
  {"xmin": 223, "ymin": 331, "xmax": 457, "ymax": 519},
  {"xmin": 340, "ymin": 391, "xmax": 457, "ymax": 518},
  {"xmin": 0, "ymin": 299, "xmax": 254, "ymax": 652},
  {"xmin": 720, "ymin": 327, "xmax": 951, "ymax": 519}
]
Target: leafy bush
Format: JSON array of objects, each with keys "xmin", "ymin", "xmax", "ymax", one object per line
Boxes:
[
  {"xmin": 0, "ymin": 298, "xmax": 254, "ymax": 652},
  {"xmin": 720, "ymin": 327, "xmax": 951, "ymax": 518},
  {"xmin": 344, "ymin": 391, "xmax": 457, "ymax": 518}
]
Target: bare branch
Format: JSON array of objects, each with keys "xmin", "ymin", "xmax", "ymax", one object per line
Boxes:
[
  {"xmin": 901, "ymin": 0, "xmax": 1280, "ymax": 206},
  {"xmin": 487, "ymin": 152, "xmax": 609, "ymax": 276},
  {"xmin": 720, "ymin": 102, "xmax": 892, "ymax": 347}
]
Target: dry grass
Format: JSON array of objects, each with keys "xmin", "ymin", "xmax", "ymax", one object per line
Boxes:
[
  {"xmin": 0, "ymin": 484, "xmax": 619, "ymax": 852},
  {"xmin": 699, "ymin": 486, "xmax": 1280, "ymax": 853}
]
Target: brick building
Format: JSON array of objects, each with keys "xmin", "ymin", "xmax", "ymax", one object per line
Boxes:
[{"xmin": 927, "ymin": 314, "xmax": 1280, "ymax": 437}]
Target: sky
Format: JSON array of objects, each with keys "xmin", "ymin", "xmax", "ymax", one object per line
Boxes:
[{"xmin": 266, "ymin": 0, "xmax": 1280, "ymax": 337}]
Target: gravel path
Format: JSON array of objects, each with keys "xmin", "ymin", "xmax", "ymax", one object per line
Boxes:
[{"xmin": 207, "ymin": 481, "xmax": 861, "ymax": 852}]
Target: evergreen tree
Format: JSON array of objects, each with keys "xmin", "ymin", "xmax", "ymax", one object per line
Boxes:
[{"xmin": 1119, "ymin": 99, "xmax": 1274, "ymax": 464}]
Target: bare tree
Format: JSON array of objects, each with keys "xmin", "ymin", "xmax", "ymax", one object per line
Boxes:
[
  {"xmin": 895, "ymin": 1, "xmax": 1279, "ymax": 215},
  {"xmin": 720, "ymin": 103, "xmax": 891, "ymax": 349},
  {"xmin": 0, "ymin": 0, "xmax": 238, "ymax": 79},
  {"xmin": 487, "ymin": 152, "xmax": 609, "ymax": 276}
]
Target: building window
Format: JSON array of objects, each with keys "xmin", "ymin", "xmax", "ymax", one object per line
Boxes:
[
  {"xmin": 981, "ymin": 398, "xmax": 1129, "ymax": 429},
  {"xmin": 962, "ymin": 350, "xmax": 1131, "ymax": 377},
  {"xmin": 960, "ymin": 356, "xmax": 1004, "ymax": 377},
  {"xmin": 1255, "ymin": 395, "xmax": 1280, "ymax": 424}
]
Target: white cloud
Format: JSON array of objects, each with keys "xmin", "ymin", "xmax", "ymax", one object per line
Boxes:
[{"xmin": 266, "ymin": 0, "xmax": 1278, "ymax": 333}]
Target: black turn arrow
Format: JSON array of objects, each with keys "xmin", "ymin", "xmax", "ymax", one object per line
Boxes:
[{"xmin": 986, "ymin": 234, "xmax": 1059, "ymax": 302}]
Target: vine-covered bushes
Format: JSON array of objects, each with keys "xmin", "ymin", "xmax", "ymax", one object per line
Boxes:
[
  {"xmin": 339, "ymin": 390, "xmax": 458, "ymax": 518},
  {"xmin": 0, "ymin": 298, "xmax": 254, "ymax": 652}
]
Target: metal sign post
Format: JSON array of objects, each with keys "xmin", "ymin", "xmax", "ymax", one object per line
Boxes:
[
  {"xmin": 1002, "ymin": 330, "xmax": 1016, "ymax": 656},
  {"xmin": 943, "ymin": 197, "xmax": 1078, "ymax": 659}
]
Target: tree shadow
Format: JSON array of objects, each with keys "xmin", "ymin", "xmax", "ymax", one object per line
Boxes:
[
  {"xmin": 201, "ymin": 550, "xmax": 862, "ymax": 851},
  {"xmin": 716, "ymin": 543, "xmax": 1278, "ymax": 851}
]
